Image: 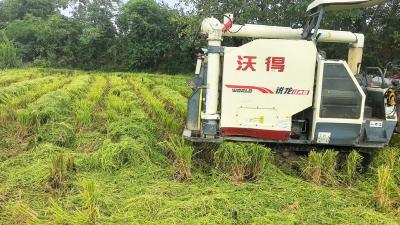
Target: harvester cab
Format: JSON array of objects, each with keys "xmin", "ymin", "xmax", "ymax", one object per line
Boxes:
[
  {"xmin": 184, "ymin": 0, "xmax": 396, "ymax": 148},
  {"xmin": 359, "ymin": 62, "xmax": 400, "ymax": 132}
]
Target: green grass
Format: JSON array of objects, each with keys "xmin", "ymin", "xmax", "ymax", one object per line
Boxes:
[
  {"xmin": 75, "ymin": 76, "xmax": 108, "ymax": 128},
  {"xmin": 0, "ymin": 68, "xmax": 42, "ymax": 87},
  {"xmin": 147, "ymin": 74, "xmax": 192, "ymax": 97},
  {"xmin": 151, "ymin": 84, "xmax": 187, "ymax": 118},
  {"xmin": 0, "ymin": 76, "xmax": 71, "ymax": 125},
  {"xmin": 49, "ymin": 153, "xmax": 67, "ymax": 189},
  {"xmin": 375, "ymin": 166, "xmax": 393, "ymax": 210},
  {"xmin": 301, "ymin": 151, "xmax": 323, "ymax": 185},
  {"xmin": 163, "ymin": 135, "xmax": 194, "ymax": 181},
  {"xmin": 17, "ymin": 75, "xmax": 92, "ymax": 128},
  {"xmin": 341, "ymin": 150, "xmax": 363, "ymax": 187},
  {"xmin": 214, "ymin": 142, "xmax": 273, "ymax": 183},
  {"xmin": 322, "ymin": 150, "xmax": 339, "ymax": 186},
  {"xmin": 130, "ymin": 76, "xmax": 182, "ymax": 133},
  {"xmin": 301, "ymin": 150, "xmax": 341, "ymax": 186},
  {"xmin": 0, "ymin": 76, "xmax": 55, "ymax": 104},
  {"xmin": 0, "ymin": 68, "xmax": 399, "ymax": 224}
]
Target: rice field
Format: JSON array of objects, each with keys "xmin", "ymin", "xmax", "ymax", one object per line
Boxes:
[{"xmin": 0, "ymin": 68, "xmax": 399, "ymax": 224}]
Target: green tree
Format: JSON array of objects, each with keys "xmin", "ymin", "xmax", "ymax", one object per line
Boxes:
[
  {"xmin": 180, "ymin": 0, "xmax": 399, "ymax": 68},
  {"xmin": 4, "ymin": 15, "xmax": 44, "ymax": 63},
  {"xmin": 0, "ymin": 31, "xmax": 20, "ymax": 68},
  {"xmin": 36, "ymin": 14, "xmax": 82, "ymax": 67},
  {"xmin": 178, "ymin": 0, "xmax": 315, "ymax": 50},
  {"xmin": 70, "ymin": 0, "xmax": 121, "ymax": 70},
  {"xmin": 179, "ymin": 0, "xmax": 311, "ymax": 25},
  {"xmin": 0, "ymin": 0, "xmax": 395, "ymax": 73},
  {"xmin": 0, "ymin": 0, "xmax": 68, "ymax": 23},
  {"xmin": 362, "ymin": 0, "xmax": 400, "ymax": 67},
  {"xmin": 117, "ymin": 0, "xmax": 194, "ymax": 73}
]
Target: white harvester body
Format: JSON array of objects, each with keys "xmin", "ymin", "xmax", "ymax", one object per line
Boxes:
[
  {"xmin": 221, "ymin": 40, "xmax": 316, "ymax": 139},
  {"xmin": 184, "ymin": 0, "xmax": 397, "ymax": 148}
]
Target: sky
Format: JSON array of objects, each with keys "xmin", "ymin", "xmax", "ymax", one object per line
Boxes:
[
  {"xmin": 123, "ymin": 0, "xmax": 180, "ymax": 6},
  {"xmin": 160, "ymin": 0, "xmax": 179, "ymax": 7},
  {"xmin": 123, "ymin": 0, "xmax": 179, "ymax": 7}
]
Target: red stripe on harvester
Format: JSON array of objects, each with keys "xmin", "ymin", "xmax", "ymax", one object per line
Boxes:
[
  {"xmin": 260, "ymin": 87, "xmax": 274, "ymax": 94},
  {"xmin": 221, "ymin": 127, "xmax": 290, "ymax": 140},
  {"xmin": 225, "ymin": 85, "xmax": 274, "ymax": 94}
]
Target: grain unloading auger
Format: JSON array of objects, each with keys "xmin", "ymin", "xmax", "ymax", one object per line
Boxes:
[{"xmin": 184, "ymin": 0, "xmax": 397, "ymax": 148}]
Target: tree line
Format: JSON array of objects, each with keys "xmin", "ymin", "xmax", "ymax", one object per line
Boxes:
[{"xmin": 0, "ymin": 0, "xmax": 398, "ymax": 74}]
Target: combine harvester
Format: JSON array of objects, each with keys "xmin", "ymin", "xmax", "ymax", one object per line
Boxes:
[{"xmin": 184, "ymin": 0, "xmax": 398, "ymax": 148}]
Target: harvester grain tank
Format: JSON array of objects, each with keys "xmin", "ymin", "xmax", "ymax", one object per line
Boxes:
[{"xmin": 184, "ymin": 0, "xmax": 397, "ymax": 148}]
